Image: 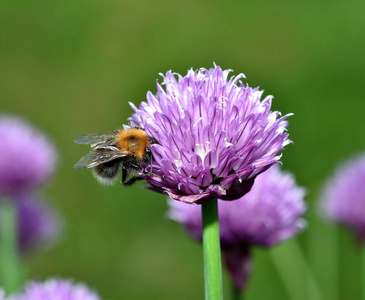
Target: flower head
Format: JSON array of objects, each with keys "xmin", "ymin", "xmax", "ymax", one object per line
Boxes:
[
  {"xmin": 321, "ymin": 154, "xmax": 365, "ymax": 242},
  {"xmin": 130, "ymin": 65, "xmax": 291, "ymax": 204},
  {"xmin": 8, "ymin": 279, "xmax": 101, "ymax": 300},
  {"xmin": 168, "ymin": 165, "xmax": 306, "ymax": 290},
  {"xmin": 0, "ymin": 116, "xmax": 57, "ymax": 196},
  {"xmin": 15, "ymin": 193, "xmax": 62, "ymax": 255}
]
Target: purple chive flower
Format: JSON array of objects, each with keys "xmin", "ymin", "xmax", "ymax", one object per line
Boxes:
[
  {"xmin": 8, "ymin": 279, "xmax": 101, "ymax": 300},
  {"xmin": 130, "ymin": 65, "xmax": 291, "ymax": 204},
  {"xmin": 321, "ymin": 154, "xmax": 365, "ymax": 242},
  {"xmin": 13, "ymin": 193, "xmax": 62, "ymax": 255},
  {"xmin": 0, "ymin": 116, "xmax": 57, "ymax": 196},
  {"xmin": 168, "ymin": 165, "xmax": 306, "ymax": 291}
]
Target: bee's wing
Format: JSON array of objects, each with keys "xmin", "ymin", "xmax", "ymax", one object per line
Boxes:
[
  {"xmin": 73, "ymin": 150, "xmax": 127, "ymax": 169},
  {"xmin": 74, "ymin": 132, "xmax": 118, "ymax": 146}
]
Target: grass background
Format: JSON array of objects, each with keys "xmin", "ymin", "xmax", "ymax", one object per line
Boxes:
[{"xmin": 1, "ymin": 0, "xmax": 365, "ymax": 299}]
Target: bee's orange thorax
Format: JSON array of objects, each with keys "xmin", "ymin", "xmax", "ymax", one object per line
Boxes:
[{"xmin": 116, "ymin": 128, "xmax": 149, "ymax": 160}]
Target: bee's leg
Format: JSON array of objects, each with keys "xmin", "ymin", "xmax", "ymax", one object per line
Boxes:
[
  {"xmin": 121, "ymin": 167, "xmax": 128, "ymax": 184},
  {"xmin": 128, "ymin": 163, "xmax": 160, "ymax": 178},
  {"xmin": 122, "ymin": 175, "xmax": 143, "ymax": 186},
  {"xmin": 121, "ymin": 167, "xmax": 143, "ymax": 186},
  {"xmin": 128, "ymin": 163, "xmax": 152, "ymax": 175},
  {"xmin": 129, "ymin": 163, "xmax": 142, "ymax": 171}
]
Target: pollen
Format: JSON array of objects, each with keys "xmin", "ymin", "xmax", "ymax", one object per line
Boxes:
[{"xmin": 116, "ymin": 128, "xmax": 149, "ymax": 160}]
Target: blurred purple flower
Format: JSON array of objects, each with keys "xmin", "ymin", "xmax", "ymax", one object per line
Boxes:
[
  {"xmin": 321, "ymin": 154, "xmax": 365, "ymax": 242},
  {"xmin": 0, "ymin": 116, "xmax": 57, "ymax": 196},
  {"xmin": 130, "ymin": 65, "xmax": 292, "ymax": 204},
  {"xmin": 8, "ymin": 279, "xmax": 101, "ymax": 300},
  {"xmin": 14, "ymin": 193, "xmax": 62, "ymax": 255},
  {"xmin": 168, "ymin": 165, "xmax": 306, "ymax": 291}
]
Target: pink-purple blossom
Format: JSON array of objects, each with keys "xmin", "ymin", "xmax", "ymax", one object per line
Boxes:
[
  {"xmin": 15, "ymin": 193, "xmax": 62, "ymax": 255},
  {"xmin": 0, "ymin": 115, "xmax": 61, "ymax": 254},
  {"xmin": 0, "ymin": 116, "xmax": 57, "ymax": 196},
  {"xmin": 6, "ymin": 279, "xmax": 101, "ymax": 300},
  {"xmin": 168, "ymin": 165, "xmax": 306, "ymax": 290},
  {"xmin": 321, "ymin": 154, "xmax": 365, "ymax": 242},
  {"xmin": 130, "ymin": 65, "xmax": 292, "ymax": 204}
]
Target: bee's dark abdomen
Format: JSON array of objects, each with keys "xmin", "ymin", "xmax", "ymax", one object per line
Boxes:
[
  {"xmin": 92, "ymin": 159, "xmax": 122, "ymax": 185},
  {"xmin": 94, "ymin": 160, "xmax": 121, "ymax": 178}
]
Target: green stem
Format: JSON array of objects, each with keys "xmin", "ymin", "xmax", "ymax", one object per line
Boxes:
[
  {"xmin": 231, "ymin": 284, "xmax": 242, "ymax": 300},
  {"xmin": 363, "ymin": 245, "xmax": 365, "ymax": 300},
  {"xmin": 307, "ymin": 211, "xmax": 337, "ymax": 300},
  {"xmin": 270, "ymin": 239, "xmax": 323, "ymax": 300},
  {"xmin": 202, "ymin": 199, "xmax": 223, "ymax": 300},
  {"xmin": 0, "ymin": 198, "xmax": 21, "ymax": 295}
]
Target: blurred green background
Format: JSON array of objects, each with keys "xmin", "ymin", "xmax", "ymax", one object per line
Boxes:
[{"xmin": 1, "ymin": 0, "xmax": 365, "ymax": 299}]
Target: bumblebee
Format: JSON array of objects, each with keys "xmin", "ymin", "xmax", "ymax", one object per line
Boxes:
[{"xmin": 73, "ymin": 127, "xmax": 153, "ymax": 186}]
